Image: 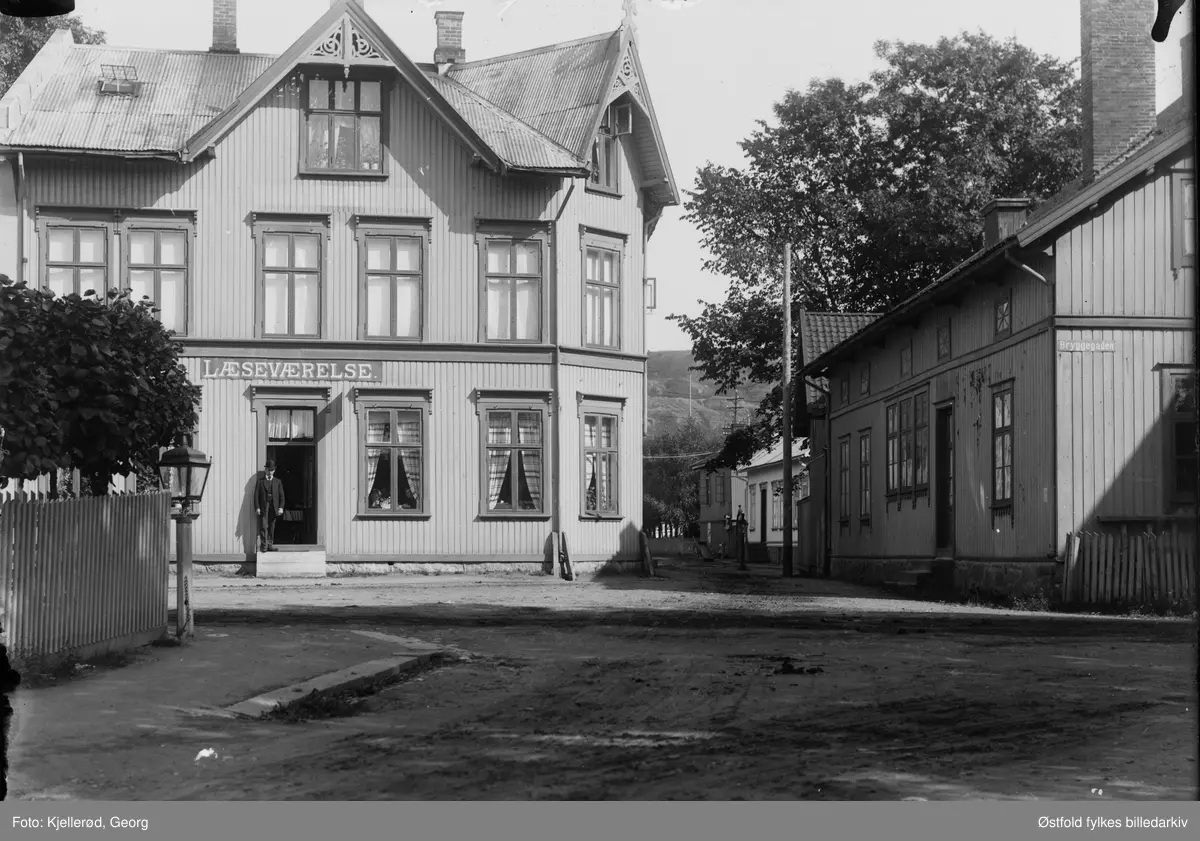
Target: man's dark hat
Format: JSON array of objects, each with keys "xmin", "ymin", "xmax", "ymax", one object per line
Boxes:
[{"xmin": 264, "ymin": 459, "xmax": 276, "ymax": 470}]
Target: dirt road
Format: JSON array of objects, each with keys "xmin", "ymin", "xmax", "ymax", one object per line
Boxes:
[{"xmin": 14, "ymin": 560, "xmax": 1199, "ymax": 800}]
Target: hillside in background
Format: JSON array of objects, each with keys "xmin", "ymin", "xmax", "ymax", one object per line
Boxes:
[{"xmin": 646, "ymin": 350, "xmax": 772, "ymax": 437}]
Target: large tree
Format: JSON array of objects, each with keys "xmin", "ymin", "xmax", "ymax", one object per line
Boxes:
[
  {"xmin": 0, "ymin": 279, "xmax": 201, "ymax": 495},
  {"xmin": 675, "ymin": 32, "xmax": 1080, "ymax": 466},
  {"xmin": 0, "ymin": 10, "xmax": 105, "ymax": 97}
]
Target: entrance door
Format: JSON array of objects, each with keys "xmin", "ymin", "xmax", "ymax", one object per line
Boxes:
[
  {"xmin": 759, "ymin": 486, "xmax": 768, "ymax": 543},
  {"xmin": 935, "ymin": 405, "xmax": 954, "ymax": 553},
  {"xmin": 267, "ymin": 407, "xmax": 318, "ymax": 546}
]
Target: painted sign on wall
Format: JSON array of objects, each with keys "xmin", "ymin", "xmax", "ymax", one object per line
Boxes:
[
  {"xmin": 1057, "ymin": 340, "xmax": 1117, "ymax": 353},
  {"xmin": 200, "ymin": 359, "xmax": 384, "ymax": 381}
]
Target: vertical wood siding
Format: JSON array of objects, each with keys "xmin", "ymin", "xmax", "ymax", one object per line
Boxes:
[
  {"xmin": 828, "ymin": 265, "xmax": 1057, "ymax": 562},
  {"xmin": 1055, "ymin": 327, "xmax": 1194, "ymax": 548},
  {"xmin": 22, "ymin": 72, "xmax": 648, "ymax": 356},
  {"xmin": 1055, "ymin": 152, "xmax": 1196, "ymax": 317}
]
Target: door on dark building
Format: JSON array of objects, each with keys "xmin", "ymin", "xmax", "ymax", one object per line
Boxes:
[
  {"xmin": 934, "ymin": 405, "xmax": 954, "ymax": 554},
  {"xmin": 266, "ymin": 407, "xmax": 318, "ymax": 547}
]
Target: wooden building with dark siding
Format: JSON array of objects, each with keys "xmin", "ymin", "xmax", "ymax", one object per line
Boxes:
[
  {"xmin": 0, "ymin": 0, "xmax": 678, "ymax": 574},
  {"xmin": 800, "ymin": 0, "xmax": 1195, "ymax": 598}
]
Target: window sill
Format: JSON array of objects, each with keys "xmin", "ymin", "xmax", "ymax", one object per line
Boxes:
[
  {"xmin": 585, "ymin": 183, "xmax": 621, "ymax": 198},
  {"xmin": 299, "ymin": 169, "xmax": 389, "ymax": 180},
  {"xmin": 991, "ymin": 501, "xmax": 1014, "ymax": 511},
  {"xmin": 580, "ymin": 513, "xmax": 623, "ymax": 522},
  {"xmin": 356, "ymin": 511, "xmax": 431, "ymax": 520},
  {"xmin": 479, "ymin": 512, "xmax": 552, "ymax": 521},
  {"xmin": 259, "ymin": 334, "xmax": 322, "ymax": 341},
  {"xmin": 360, "ymin": 335, "xmax": 424, "ymax": 343}
]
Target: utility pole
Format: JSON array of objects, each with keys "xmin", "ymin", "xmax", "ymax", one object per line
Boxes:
[{"xmin": 782, "ymin": 243, "xmax": 794, "ymax": 578}]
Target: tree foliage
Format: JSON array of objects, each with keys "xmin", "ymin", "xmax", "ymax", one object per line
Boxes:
[
  {"xmin": 642, "ymin": 419, "xmax": 726, "ymax": 536},
  {"xmin": 0, "ymin": 278, "xmax": 201, "ymax": 494},
  {"xmin": 0, "ymin": 11, "xmax": 105, "ymax": 98},
  {"xmin": 674, "ymin": 32, "xmax": 1080, "ymax": 466}
]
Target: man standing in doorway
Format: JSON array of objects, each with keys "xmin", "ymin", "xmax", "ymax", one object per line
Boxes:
[{"xmin": 256, "ymin": 459, "xmax": 285, "ymax": 553}]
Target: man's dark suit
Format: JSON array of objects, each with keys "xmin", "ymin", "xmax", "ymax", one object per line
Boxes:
[{"xmin": 255, "ymin": 473, "xmax": 286, "ymax": 552}]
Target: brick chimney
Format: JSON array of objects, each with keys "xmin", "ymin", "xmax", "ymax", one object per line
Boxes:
[
  {"xmin": 211, "ymin": 0, "xmax": 238, "ymax": 54},
  {"xmin": 1080, "ymin": 0, "xmax": 1157, "ymax": 177},
  {"xmin": 982, "ymin": 198, "xmax": 1034, "ymax": 247},
  {"xmin": 434, "ymin": 11, "xmax": 466, "ymax": 65}
]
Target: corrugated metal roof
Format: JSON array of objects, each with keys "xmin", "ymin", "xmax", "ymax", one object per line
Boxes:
[
  {"xmin": 423, "ymin": 73, "xmax": 584, "ymax": 172},
  {"xmin": 446, "ymin": 31, "xmax": 619, "ymax": 158},
  {"xmin": 2, "ymin": 46, "xmax": 274, "ymax": 154}
]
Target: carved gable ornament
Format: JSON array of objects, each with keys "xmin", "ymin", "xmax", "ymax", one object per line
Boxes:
[
  {"xmin": 308, "ymin": 16, "xmax": 388, "ymax": 77},
  {"xmin": 610, "ymin": 44, "xmax": 643, "ymax": 105}
]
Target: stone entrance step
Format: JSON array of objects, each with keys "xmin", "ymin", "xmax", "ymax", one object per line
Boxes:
[{"xmin": 256, "ymin": 547, "xmax": 326, "ymax": 578}]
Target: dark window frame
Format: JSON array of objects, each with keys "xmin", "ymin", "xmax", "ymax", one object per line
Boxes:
[
  {"xmin": 899, "ymin": 341, "xmax": 912, "ymax": 379},
  {"xmin": 994, "ymin": 288, "xmax": 1013, "ymax": 340},
  {"xmin": 476, "ymin": 224, "xmax": 550, "ymax": 345},
  {"xmin": 1172, "ymin": 171, "xmax": 1195, "ymax": 270},
  {"xmin": 580, "ymin": 400, "xmax": 621, "ymax": 519},
  {"xmin": 1164, "ymin": 367, "xmax": 1197, "ymax": 505},
  {"xmin": 992, "ymin": 382, "xmax": 1014, "ymax": 508},
  {"xmin": 587, "ymin": 106, "xmax": 622, "ymax": 196},
  {"xmin": 860, "ymin": 363, "xmax": 871, "ymax": 396},
  {"xmin": 253, "ymin": 217, "xmax": 328, "ymax": 339},
  {"xmin": 715, "ymin": 473, "xmax": 726, "ymax": 506},
  {"xmin": 41, "ymin": 218, "xmax": 111, "ymax": 300},
  {"xmin": 582, "ymin": 230, "xmax": 625, "ymax": 351},
  {"xmin": 354, "ymin": 393, "xmax": 432, "ymax": 519},
  {"xmin": 838, "ymin": 436, "xmax": 851, "ymax": 523},
  {"xmin": 840, "ymin": 375, "xmax": 849, "ymax": 406},
  {"xmin": 122, "ymin": 218, "xmax": 193, "ymax": 336},
  {"xmin": 300, "ymin": 75, "xmax": 387, "ymax": 178},
  {"xmin": 478, "ymin": 394, "xmax": 551, "ymax": 520},
  {"xmin": 859, "ymin": 429, "xmax": 871, "ymax": 525},
  {"xmin": 937, "ymin": 319, "xmax": 952, "ymax": 361},
  {"xmin": 886, "ymin": 403, "xmax": 899, "ymax": 496},
  {"xmin": 356, "ymin": 219, "xmax": 429, "ymax": 341},
  {"xmin": 914, "ymin": 391, "xmax": 930, "ymax": 493}
]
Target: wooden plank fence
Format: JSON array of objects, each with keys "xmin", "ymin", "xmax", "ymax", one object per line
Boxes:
[
  {"xmin": 0, "ymin": 490, "xmax": 171, "ymax": 667},
  {"xmin": 1064, "ymin": 530, "xmax": 1197, "ymax": 608}
]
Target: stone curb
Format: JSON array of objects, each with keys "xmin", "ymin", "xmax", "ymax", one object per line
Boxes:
[{"xmin": 224, "ymin": 652, "xmax": 442, "ymax": 718}]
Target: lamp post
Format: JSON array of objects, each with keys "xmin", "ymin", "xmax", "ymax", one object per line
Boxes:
[
  {"xmin": 158, "ymin": 444, "xmax": 211, "ymax": 641},
  {"xmin": 781, "ymin": 243, "xmax": 794, "ymax": 578}
]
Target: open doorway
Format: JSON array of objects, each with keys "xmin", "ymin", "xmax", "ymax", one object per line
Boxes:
[{"xmin": 267, "ymin": 407, "xmax": 318, "ymax": 547}]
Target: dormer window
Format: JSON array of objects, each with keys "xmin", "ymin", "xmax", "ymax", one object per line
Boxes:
[
  {"xmin": 96, "ymin": 64, "xmax": 142, "ymax": 97},
  {"xmin": 588, "ymin": 102, "xmax": 630, "ymax": 195},
  {"xmin": 303, "ymin": 77, "xmax": 383, "ymax": 175}
]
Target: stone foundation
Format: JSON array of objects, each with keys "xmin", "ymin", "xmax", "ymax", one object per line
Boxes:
[{"xmin": 171, "ymin": 558, "xmax": 644, "ymax": 579}]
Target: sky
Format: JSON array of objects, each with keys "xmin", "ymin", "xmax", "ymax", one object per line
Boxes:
[{"xmin": 65, "ymin": 0, "xmax": 1193, "ymax": 351}]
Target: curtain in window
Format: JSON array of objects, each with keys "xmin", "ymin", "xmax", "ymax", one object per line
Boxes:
[
  {"xmin": 487, "ymin": 451, "xmax": 510, "ymax": 509},
  {"xmin": 518, "ymin": 450, "xmax": 542, "ymax": 509},
  {"xmin": 366, "ymin": 447, "xmax": 389, "ymax": 509},
  {"xmin": 399, "ymin": 449, "xmax": 421, "ymax": 508},
  {"xmin": 595, "ymin": 453, "xmax": 611, "ymax": 512},
  {"xmin": 359, "ymin": 116, "xmax": 381, "ymax": 171},
  {"xmin": 291, "ymin": 409, "xmax": 314, "ymax": 440},
  {"xmin": 268, "ymin": 409, "xmax": 291, "ymax": 440},
  {"xmin": 515, "ymin": 279, "xmax": 539, "ymax": 340},
  {"xmin": 585, "ymin": 452, "xmax": 597, "ymax": 510}
]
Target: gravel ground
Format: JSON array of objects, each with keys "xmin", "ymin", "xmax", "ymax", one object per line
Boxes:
[{"xmin": 15, "ymin": 559, "xmax": 1199, "ymax": 800}]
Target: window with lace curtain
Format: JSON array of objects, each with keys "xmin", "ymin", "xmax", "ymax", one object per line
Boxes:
[
  {"xmin": 363, "ymin": 408, "xmax": 424, "ymax": 514},
  {"xmin": 478, "ymin": 397, "xmax": 548, "ymax": 517},
  {"xmin": 303, "ymin": 77, "xmax": 384, "ymax": 175},
  {"xmin": 582, "ymin": 412, "xmax": 619, "ymax": 517}
]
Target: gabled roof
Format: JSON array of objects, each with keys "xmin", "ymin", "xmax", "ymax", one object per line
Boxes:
[
  {"xmin": 798, "ymin": 312, "xmax": 879, "ymax": 366},
  {"xmin": 0, "ymin": 0, "xmax": 673, "ymax": 190},
  {"xmin": 445, "ymin": 26, "xmax": 678, "ymax": 206},
  {"xmin": 743, "ymin": 438, "xmax": 808, "ymax": 473}
]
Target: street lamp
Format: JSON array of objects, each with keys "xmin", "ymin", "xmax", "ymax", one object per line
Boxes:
[{"xmin": 158, "ymin": 444, "xmax": 211, "ymax": 641}]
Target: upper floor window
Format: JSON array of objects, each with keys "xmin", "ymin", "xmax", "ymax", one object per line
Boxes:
[
  {"xmin": 478, "ymin": 227, "xmax": 546, "ymax": 343},
  {"xmin": 583, "ymin": 232, "xmax": 624, "ymax": 349},
  {"xmin": 126, "ymin": 224, "xmax": 189, "ymax": 335},
  {"xmin": 994, "ymin": 289, "xmax": 1012, "ymax": 340},
  {"xmin": 359, "ymin": 221, "xmax": 426, "ymax": 340},
  {"xmin": 255, "ymin": 218, "xmax": 326, "ymax": 338},
  {"xmin": 588, "ymin": 102, "xmax": 629, "ymax": 194},
  {"xmin": 44, "ymin": 223, "xmax": 107, "ymax": 298},
  {"xmin": 1166, "ymin": 369, "xmax": 1197, "ymax": 504},
  {"xmin": 840, "ymin": 376, "xmax": 849, "ymax": 406},
  {"xmin": 715, "ymin": 474, "xmax": 726, "ymax": 505},
  {"xmin": 860, "ymin": 364, "xmax": 870, "ymax": 396},
  {"xmin": 899, "ymin": 342, "xmax": 912, "ymax": 379},
  {"xmin": 798, "ymin": 467, "xmax": 811, "ymax": 501},
  {"xmin": 304, "ymin": 78, "xmax": 383, "ymax": 174},
  {"xmin": 993, "ymin": 384, "xmax": 1014, "ymax": 507},
  {"xmin": 937, "ymin": 319, "xmax": 952, "ymax": 361},
  {"xmin": 1172, "ymin": 172, "xmax": 1195, "ymax": 270},
  {"xmin": 703, "ymin": 475, "xmax": 711, "ymax": 506}
]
